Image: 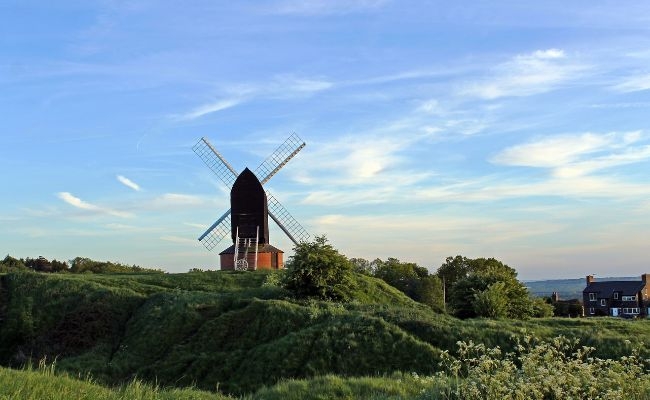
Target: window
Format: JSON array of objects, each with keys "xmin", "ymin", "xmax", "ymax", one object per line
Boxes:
[
  {"xmin": 613, "ymin": 292, "xmax": 619, "ymax": 300},
  {"xmin": 589, "ymin": 307, "xmax": 594, "ymax": 314},
  {"xmin": 600, "ymin": 299, "xmax": 606, "ymax": 306},
  {"xmin": 622, "ymin": 308, "xmax": 640, "ymax": 314},
  {"xmin": 622, "ymin": 295, "xmax": 637, "ymax": 301},
  {"xmin": 589, "ymin": 293, "xmax": 596, "ymax": 301}
]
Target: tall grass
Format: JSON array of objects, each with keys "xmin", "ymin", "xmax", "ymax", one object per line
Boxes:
[{"xmin": 0, "ymin": 362, "xmax": 231, "ymax": 400}]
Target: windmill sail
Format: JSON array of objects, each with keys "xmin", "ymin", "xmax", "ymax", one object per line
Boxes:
[
  {"xmin": 266, "ymin": 192, "xmax": 310, "ymax": 245},
  {"xmin": 198, "ymin": 209, "xmax": 231, "ymax": 250},
  {"xmin": 193, "ymin": 137, "xmax": 238, "ymax": 188},
  {"xmin": 255, "ymin": 133, "xmax": 306, "ymax": 185}
]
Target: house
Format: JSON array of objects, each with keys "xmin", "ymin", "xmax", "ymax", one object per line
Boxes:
[{"xmin": 583, "ymin": 274, "xmax": 649, "ymax": 317}]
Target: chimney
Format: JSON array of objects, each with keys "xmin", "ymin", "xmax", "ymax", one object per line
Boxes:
[
  {"xmin": 642, "ymin": 274, "xmax": 649, "ymax": 284},
  {"xmin": 586, "ymin": 275, "xmax": 594, "ymax": 285}
]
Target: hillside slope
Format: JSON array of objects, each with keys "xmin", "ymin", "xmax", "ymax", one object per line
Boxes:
[{"xmin": 1, "ymin": 270, "xmax": 648, "ymax": 395}]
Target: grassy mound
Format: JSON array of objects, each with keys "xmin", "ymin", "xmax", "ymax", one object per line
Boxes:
[
  {"xmin": 1, "ymin": 270, "xmax": 649, "ymax": 396},
  {"xmin": 0, "ymin": 271, "xmax": 437, "ymax": 394}
]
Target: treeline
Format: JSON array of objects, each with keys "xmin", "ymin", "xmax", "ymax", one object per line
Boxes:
[
  {"xmin": 0, "ymin": 255, "xmax": 161, "ymax": 274},
  {"xmin": 349, "ymin": 254, "xmax": 553, "ymax": 319}
]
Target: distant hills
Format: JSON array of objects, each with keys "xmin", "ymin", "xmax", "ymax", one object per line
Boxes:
[{"xmin": 525, "ymin": 276, "xmax": 639, "ymax": 300}]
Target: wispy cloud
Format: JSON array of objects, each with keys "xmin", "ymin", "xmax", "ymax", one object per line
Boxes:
[
  {"xmin": 491, "ymin": 131, "xmax": 648, "ymax": 177},
  {"xmin": 174, "ymin": 75, "xmax": 333, "ymax": 121},
  {"xmin": 151, "ymin": 193, "xmax": 205, "ymax": 208},
  {"xmin": 105, "ymin": 223, "xmax": 158, "ymax": 233},
  {"xmin": 590, "ymin": 102, "xmax": 650, "ymax": 109},
  {"xmin": 117, "ymin": 175, "xmax": 141, "ymax": 191},
  {"xmin": 174, "ymin": 98, "xmax": 242, "ymax": 121},
  {"xmin": 458, "ymin": 48, "xmax": 586, "ymax": 99},
  {"xmin": 57, "ymin": 192, "xmax": 132, "ymax": 218},
  {"xmin": 415, "ymin": 174, "xmax": 650, "ymax": 203},
  {"xmin": 160, "ymin": 235, "xmax": 198, "ymax": 245},
  {"xmin": 611, "ymin": 73, "xmax": 650, "ymax": 93},
  {"xmin": 272, "ymin": 0, "xmax": 388, "ymax": 15}
]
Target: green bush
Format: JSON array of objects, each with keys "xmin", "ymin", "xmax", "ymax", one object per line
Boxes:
[{"xmin": 283, "ymin": 236, "xmax": 356, "ymax": 301}]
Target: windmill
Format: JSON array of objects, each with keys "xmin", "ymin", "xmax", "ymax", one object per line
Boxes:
[{"xmin": 193, "ymin": 133, "xmax": 310, "ymax": 270}]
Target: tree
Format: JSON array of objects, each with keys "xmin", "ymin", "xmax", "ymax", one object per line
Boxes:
[
  {"xmin": 531, "ymin": 297, "xmax": 554, "ymax": 317},
  {"xmin": 436, "ymin": 255, "xmax": 472, "ymax": 302},
  {"xmin": 448, "ymin": 256, "xmax": 534, "ymax": 319},
  {"xmin": 349, "ymin": 257, "xmax": 374, "ymax": 275},
  {"xmin": 0, "ymin": 255, "xmax": 26, "ymax": 272},
  {"xmin": 282, "ymin": 236, "xmax": 355, "ymax": 301},
  {"xmin": 417, "ymin": 275, "xmax": 445, "ymax": 313},
  {"xmin": 374, "ymin": 258, "xmax": 422, "ymax": 299},
  {"xmin": 472, "ymin": 281, "xmax": 509, "ymax": 318},
  {"xmin": 373, "ymin": 258, "xmax": 444, "ymax": 312}
]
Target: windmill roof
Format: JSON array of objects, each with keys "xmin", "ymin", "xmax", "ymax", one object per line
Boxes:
[
  {"xmin": 219, "ymin": 244, "xmax": 284, "ymax": 255},
  {"xmin": 583, "ymin": 280, "xmax": 645, "ymax": 297}
]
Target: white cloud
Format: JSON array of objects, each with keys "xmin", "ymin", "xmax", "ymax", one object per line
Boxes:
[
  {"xmin": 174, "ymin": 75, "xmax": 333, "ymax": 121},
  {"xmin": 176, "ymin": 98, "xmax": 241, "ymax": 121},
  {"xmin": 272, "ymin": 0, "xmax": 388, "ymax": 15},
  {"xmin": 612, "ymin": 73, "xmax": 650, "ymax": 93},
  {"xmin": 458, "ymin": 48, "xmax": 585, "ymax": 99},
  {"xmin": 492, "ymin": 133, "xmax": 615, "ymax": 168},
  {"xmin": 117, "ymin": 175, "xmax": 141, "ymax": 191},
  {"xmin": 491, "ymin": 131, "xmax": 649, "ymax": 177},
  {"xmin": 295, "ymin": 133, "xmax": 416, "ymax": 187},
  {"xmin": 57, "ymin": 192, "xmax": 132, "ymax": 218},
  {"xmin": 160, "ymin": 235, "xmax": 198, "ymax": 245},
  {"xmin": 105, "ymin": 223, "xmax": 158, "ymax": 233},
  {"xmin": 416, "ymin": 99, "xmax": 444, "ymax": 115},
  {"xmin": 151, "ymin": 193, "xmax": 205, "ymax": 208},
  {"xmin": 590, "ymin": 102, "xmax": 650, "ymax": 109},
  {"xmin": 285, "ymin": 78, "xmax": 333, "ymax": 92}
]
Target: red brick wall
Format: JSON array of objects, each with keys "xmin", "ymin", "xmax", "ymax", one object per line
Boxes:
[{"xmin": 220, "ymin": 251, "xmax": 283, "ymax": 270}]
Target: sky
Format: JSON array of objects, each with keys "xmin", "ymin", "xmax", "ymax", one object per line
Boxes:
[{"xmin": 2, "ymin": 1, "xmax": 650, "ymax": 280}]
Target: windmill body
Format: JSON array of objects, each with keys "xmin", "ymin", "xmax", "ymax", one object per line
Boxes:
[
  {"xmin": 230, "ymin": 168, "xmax": 269, "ymax": 244},
  {"xmin": 192, "ymin": 134, "xmax": 309, "ymax": 271}
]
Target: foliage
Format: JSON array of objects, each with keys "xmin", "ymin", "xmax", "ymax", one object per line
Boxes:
[
  {"xmin": 435, "ymin": 336, "xmax": 650, "ymax": 399},
  {"xmin": 472, "ymin": 282, "xmax": 509, "ymax": 318},
  {"xmin": 0, "ymin": 254, "xmax": 161, "ymax": 274},
  {"xmin": 530, "ymin": 296, "xmax": 554, "ymax": 317},
  {"xmin": 282, "ymin": 236, "xmax": 356, "ymax": 301},
  {"xmin": 69, "ymin": 257, "xmax": 162, "ymax": 274},
  {"xmin": 551, "ymin": 298, "xmax": 583, "ymax": 317},
  {"xmin": 373, "ymin": 258, "xmax": 444, "ymax": 312},
  {"xmin": 436, "ymin": 255, "xmax": 472, "ymax": 302},
  {"xmin": 349, "ymin": 257, "xmax": 375, "ymax": 275},
  {"xmin": 446, "ymin": 257, "xmax": 534, "ymax": 319},
  {"xmin": 3, "ymin": 335, "xmax": 650, "ymax": 400},
  {"xmin": 2, "ymin": 270, "xmax": 650, "ymax": 397},
  {"xmin": 0, "ymin": 255, "xmax": 27, "ymax": 273}
]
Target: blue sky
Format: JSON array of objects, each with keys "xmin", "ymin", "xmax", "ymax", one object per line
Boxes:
[{"xmin": 2, "ymin": 1, "xmax": 650, "ymax": 279}]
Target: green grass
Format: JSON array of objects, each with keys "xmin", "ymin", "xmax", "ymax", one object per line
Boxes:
[
  {"xmin": 1, "ymin": 270, "xmax": 649, "ymax": 397},
  {"xmin": 0, "ymin": 364, "xmax": 231, "ymax": 400}
]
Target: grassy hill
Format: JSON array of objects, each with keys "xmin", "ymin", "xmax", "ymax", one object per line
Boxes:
[{"xmin": 1, "ymin": 270, "xmax": 649, "ymax": 397}]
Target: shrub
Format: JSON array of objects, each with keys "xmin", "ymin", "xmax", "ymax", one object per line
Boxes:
[{"xmin": 282, "ymin": 236, "xmax": 356, "ymax": 301}]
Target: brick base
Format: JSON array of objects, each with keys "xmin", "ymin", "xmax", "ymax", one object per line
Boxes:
[{"xmin": 220, "ymin": 251, "xmax": 284, "ymax": 270}]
